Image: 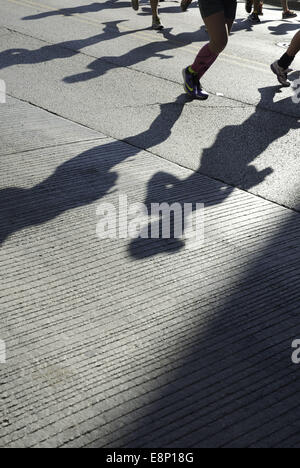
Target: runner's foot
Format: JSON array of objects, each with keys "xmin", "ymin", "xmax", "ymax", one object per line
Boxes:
[
  {"xmin": 131, "ymin": 0, "xmax": 139, "ymax": 11},
  {"xmin": 181, "ymin": 0, "xmax": 193, "ymax": 12},
  {"xmin": 152, "ymin": 16, "xmax": 164, "ymax": 30},
  {"xmin": 195, "ymin": 80, "xmax": 209, "ymax": 100},
  {"xmin": 271, "ymin": 61, "xmax": 291, "ymax": 87},
  {"xmin": 248, "ymin": 12, "xmax": 261, "ymax": 23},
  {"xmin": 282, "ymin": 10, "xmax": 297, "ymax": 19},
  {"xmin": 182, "ymin": 68, "xmax": 208, "ymax": 100},
  {"xmin": 245, "ymin": 0, "xmax": 253, "ymax": 13}
]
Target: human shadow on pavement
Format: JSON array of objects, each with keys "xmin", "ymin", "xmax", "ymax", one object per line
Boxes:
[
  {"xmin": 139, "ymin": 3, "xmax": 199, "ymax": 15},
  {"xmin": 268, "ymin": 22, "xmax": 300, "ymax": 36},
  {"xmin": 22, "ymin": 0, "xmax": 129, "ymax": 21},
  {"xmin": 97, "ymin": 88, "xmax": 300, "ymax": 450},
  {"xmin": 63, "ymin": 27, "xmax": 211, "ymax": 83},
  {"xmin": 0, "ymin": 21, "xmax": 147, "ymax": 72},
  {"xmin": 62, "ymin": 16, "xmax": 280, "ymax": 85},
  {"xmin": 230, "ymin": 17, "xmax": 274, "ymax": 33},
  {"xmin": 0, "ymin": 95, "xmax": 187, "ymax": 247},
  {"xmin": 113, "ymin": 205, "xmax": 300, "ymax": 449},
  {"xmin": 129, "ymin": 86, "xmax": 300, "ymax": 259}
]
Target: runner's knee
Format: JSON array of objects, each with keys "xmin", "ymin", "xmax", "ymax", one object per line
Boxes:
[{"xmin": 210, "ymin": 34, "xmax": 228, "ymax": 54}]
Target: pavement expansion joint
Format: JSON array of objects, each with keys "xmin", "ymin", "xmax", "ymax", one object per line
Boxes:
[
  {"xmin": 6, "ymin": 91, "xmax": 299, "ymax": 215},
  {"xmin": 2, "ymin": 23, "xmax": 299, "ymax": 120},
  {"xmin": 0, "ymin": 137, "xmax": 108, "ymax": 158}
]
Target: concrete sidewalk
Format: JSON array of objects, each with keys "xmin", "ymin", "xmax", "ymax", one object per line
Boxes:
[
  {"xmin": 1, "ymin": 96, "xmax": 300, "ymax": 448},
  {"xmin": 0, "ymin": 1, "xmax": 299, "ymax": 211},
  {"xmin": 263, "ymin": 0, "xmax": 300, "ymax": 11}
]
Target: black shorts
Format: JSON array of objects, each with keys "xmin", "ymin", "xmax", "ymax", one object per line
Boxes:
[{"xmin": 198, "ymin": 0, "xmax": 237, "ymax": 19}]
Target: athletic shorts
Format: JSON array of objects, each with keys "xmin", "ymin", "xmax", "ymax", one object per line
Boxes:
[{"xmin": 198, "ymin": 0, "xmax": 237, "ymax": 19}]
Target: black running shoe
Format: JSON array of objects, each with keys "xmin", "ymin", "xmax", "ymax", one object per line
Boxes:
[
  {"xmin": 248, "ymin": 12, "xmax": 261, "ymax": 23},
  {"xmin": 245, "ymin": 0, "xmax": 253, "ymax": 14},
  {"xmin": 181, "ymin": 0, "xmax": 193, "ymax": 12},
  {"xmin": 131, "ymin": 0, "xmax": 139, "ymax": 11}
]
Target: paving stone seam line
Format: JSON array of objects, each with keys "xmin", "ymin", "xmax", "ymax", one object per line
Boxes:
[
  {"xmin": 157, "ymin": 354, "xmax": 300, "ymax": 447},
  {"xmin": 4, "ymin": 314, "xmax": 296, "ymax": 420},
  {"xmin": 0, "ymin": 194, "xmax": 289, "ymax": 249},
  {"xmin": 0, "ymin": 175, "xmax": 277, "ymax": 213},
  {"xmin": 0, "ymin": 137, "xmax": 109, "ymax": 157},
  {"xmin": 2, "ymin": 248, "xmax": 298, "ymax": 329},
  {"xmin": 0, "ymin": 202, "xmax": 285, "ymax": 245},
  {"xmin": 3, "ymin": 226, "xmax": 298, "ymax": 292},
  {"xmin": 85, "ymin": 368, "xmax": 299, "ymax": 447},
  {"xmin": 3, "ymin": 325, "xmax": 295, "ymax": 440},
  {"xmin": 30, "ymin": 333, "xmax": 300, "ymax": 448},
  {"xmin": 5, "ymin": 327, "xmax": 295, "ymax": 436},
  {"xmin": 6, "ymin": 328, "xmax": 297, "ymax": 447},
  {"xmin": 0, "ymin": 226, "xmax": 295, "ymax": 274},
  {"xmin": 0, "ymin": 7, "xmax": 296, "ymax": 443},
  {"xmin": 60, "ymin": 368, "xmax": 300, "ymax": 447},
  {"xmin": 1, "ymin": 270, "xmax": 298, "ymax": 406},
  {"xmin": 1, "ymin": 229, "xmax": 293, "ymax": 289},
  {"xmin": 2, "ymin": 251, "xmax": 299, "ymax": 331},
  {"xmin": 2, "ymin": 249, "xmax": 298, "ymax": 313},
  {"xmin": 2, "ymin": 26, "xmax": 297, "ymax": 120},
  {"xmin": 118, "ymin": 380, "xmax": 300, "ymax": 448},
  {"xmin": 2, "ymin": 25, "xmax": 299, "ymax": 121},
  {"xmin": 2, "ymin": 0, "xmax": 277, "ymax": 70},
  {"xmin": 139, "ymin": 393, "xmax": 300, "ymax": 448},
  {"xmin": 101, "ymin": 374, "xmax": 300, "ymax": 448},
  {"xmin": 3, "ymin": 307, "xmax": 298, "ymax": 425},
  {"xmin": 3, "ymin": 282, "xmax": 298, "ymax": 397},
  {"xmin": 12, "ymin": 358, "xmax": 300, "ymax": 450},
  {"xmin": 273, "ymin": 432, "xmax": 300, "ymax": 449},
  {"xmin": 217, "ymin": 396, "xmax": 300, "ymax": 448},
  {"xmin": 2, "ymin": 252, "xmax": 291, "ymax": 312},
  {"xmin": 3, "ymin": 291, "xmax": 299, "ymax": 374},
  {"xmin": 3, "ymin": 271, "xmax": 297, "ymax": 369},
  {"xmin": 4, "ymin": 331, "xmax": 298, "ymax": 439},
  {"xmin": 1, "ymin": 286, "xmax": 298, "ymax": 428},
  {"xmin": 0, "ymin": 191, "xmax": 291, "ymax": 235},
  {"xmin": 247, "ymin": 422, "xmax": 300, "ymax": 448},
  {"xmin": 3, "ymin": 255, "xmax": 299, "ymax": 347},
  {"xmin": 5, "ymin": 91, "xmax": 300, "ymax": 217}
]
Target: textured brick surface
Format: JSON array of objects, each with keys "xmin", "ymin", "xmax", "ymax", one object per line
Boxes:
[{"xmin": 1, "ymin": 99, "xmax": 300, "ymax": 448}]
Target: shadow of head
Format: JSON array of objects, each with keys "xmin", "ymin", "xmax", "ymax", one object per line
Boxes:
[
  {"xmin": 22, "ymin": 1, "xmax": 130, "ymax": 20},
  {"xmin": 128, "ymin": 85, "xmax": 299, "ymax": 260}
]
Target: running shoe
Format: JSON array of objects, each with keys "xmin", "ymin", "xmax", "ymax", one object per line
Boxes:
[
  {"xmin": 181, "ymin": 0, "xmax": 193, "ymax": 12},
  {"xmin": 195, "ymin": 79, "xmax": 209, "ymax": 100},
  {"xmin": 271, "ymin": 61, "xmax": 291, "ymax": 87},
  {"xmin": 131, "ymin": 0, "xmax": 139, "ymax": 11},
  {"xmin": 282, "ymin": 10, "xmax": 297, "ymax": 19},
  {"xmin": 245, "ymin": 0, "xmax": 253, "ymax": 13},
  {"xmin": 248, "ymin": 12, "xmax": 261, "ymax": 23},
  {"xmin": 182, "ymin": 68, "xmax": 208, "ymax": 100},
  {"xmin": 152, "ymin": 16, "xmax": 164, "ymax": 30}
]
